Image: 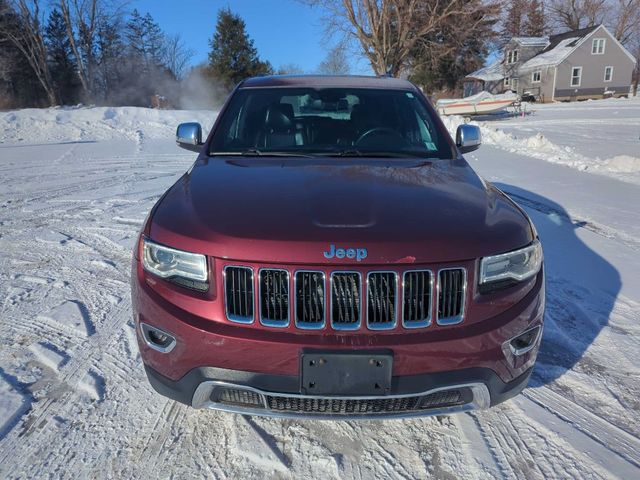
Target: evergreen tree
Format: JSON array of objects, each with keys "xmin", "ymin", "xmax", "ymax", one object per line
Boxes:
[
  {"xmin": 142, "ymin": 12, "xmax": 165, "ymax": 67},
  {"xmin": 45, "ymin": 9, "xmax": 78, "ymax": 104},
  {"xmin": 501, "ymin": 0, "xmax": 527, "ymax": 43},
  {"xmin": 95, "ymin": 16, "xmax": 124, "ymax": 103},
  {"xmin": 524, "ymin": 0, "xmax": 546, "ymax": 37},
  {"xmin": 207, "ymin": 8, "xmax": 272, "ymax": 89},
  {"xmin": 409, "ymin": 0, "xmax": 498, "ymax": 95},
  {"xmin": 122, "ymin": 9, "xmax": 174, "ymax": 106}
]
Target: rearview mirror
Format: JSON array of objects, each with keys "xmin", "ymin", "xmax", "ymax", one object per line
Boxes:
[
  {"xmin": 176, "ymin": 122, "xmax": 203, "ymax": 152},
  {"xmin": 455, "ymin": 124, "xmax": 481, "ymax": 154}
]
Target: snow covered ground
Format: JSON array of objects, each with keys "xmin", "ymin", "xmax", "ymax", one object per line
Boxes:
[
  {"xmin": 442, "ymin": 97, "xmax": 640, "ymax": 185},
  {"xmin": 1, "ymin": 100, "xmax": 639, "ymax": 479}
]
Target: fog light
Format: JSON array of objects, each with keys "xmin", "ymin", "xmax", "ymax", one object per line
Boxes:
[
  {"xmin": 509, "ymin": 325, "xmax": 541, "ymax": 356},
  {"xmin": 148, "ymin": 329, "xmax": 169, "ymax": 346},
  {"xmin": 140, "ymin": 322, "xmax": 176, "ymax": 353}
]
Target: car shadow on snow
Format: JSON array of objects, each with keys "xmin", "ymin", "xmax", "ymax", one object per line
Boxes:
[{"xmin": 495, "ymin": 183, "xmax": 621, "ymax": 387}]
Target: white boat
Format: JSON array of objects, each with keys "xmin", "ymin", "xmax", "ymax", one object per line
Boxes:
[{"xmin": 437, "ymin": 91, "xmax": 518, "ymax": 116}]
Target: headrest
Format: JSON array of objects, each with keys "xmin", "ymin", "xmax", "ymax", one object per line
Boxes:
[
  {"xmin": 350, "ymin": 103, "xmax": 375, "ymax": 124},
  {"xmin": 264, "ymin": 103, "xmax": 294, "ymax": 130}
]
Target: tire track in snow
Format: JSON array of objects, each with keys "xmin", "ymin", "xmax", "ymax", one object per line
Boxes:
[
  {"xmin": 523, "ymin": 387, "xmax": 640, "ymax": 470},
  {"xmin": 0, "ymin": 300, "xmax": 130, "ymax": 470}
]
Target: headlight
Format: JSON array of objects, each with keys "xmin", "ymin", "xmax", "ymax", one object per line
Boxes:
[
  {"xmin": 142, "ymin": 237, "xmax": 208, "ymax": 287},
  {"xmin": 479, "ymin": 240, "xmax": 542, "ymax": 288}
]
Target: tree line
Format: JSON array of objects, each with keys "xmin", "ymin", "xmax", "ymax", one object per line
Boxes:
[
  {"xmin": 0, "ymin": 0, "xmax": 196, "ymax": 108},
  {"xmin": 1, "ymin": 0, "xmax": 638, "ymax": 109}
]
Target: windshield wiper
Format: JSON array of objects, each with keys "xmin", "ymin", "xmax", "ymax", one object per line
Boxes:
[
  {"xmin": 327, "ymin": 149, "xmax": 429, "ymax": 158},
  {"xmin": 211, "ymin": 149, "xmax": 317, "ymax": 157}
]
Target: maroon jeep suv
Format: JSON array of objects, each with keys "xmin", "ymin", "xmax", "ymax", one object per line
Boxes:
[{"xmin": 131, "ymin": 75, "xmax": 544, "ymax": 419}]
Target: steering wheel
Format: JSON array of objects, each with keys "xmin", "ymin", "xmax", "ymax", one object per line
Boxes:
[{"xmin": 354, "ymin": 127, "xmax": 405, "ymax": 147}]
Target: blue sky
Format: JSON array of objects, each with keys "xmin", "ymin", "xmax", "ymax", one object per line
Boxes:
[{"xmin": 134, "ymin": 0, "xmax": 372, "ymax": 74}]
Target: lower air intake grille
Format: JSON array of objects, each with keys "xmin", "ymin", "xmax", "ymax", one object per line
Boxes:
[
  {"xmin": 266, "ymin": 395, "xmax": 422, "ymax": 414},
  {"xmin": 224, "ymin": 266, "xmax": 254, "ymax": 323},
  {"xmin": 259, "ymin": 269, "xmax": 289, "ymax": 326},
  {"xmin": 437, "ymin": 269, "xmax": 465, "ymax": 323},
  {"xmin": 403, "ymin": 270, "xmax": 432, "ymax": 326},
  {"xmin": 295, "ymin": 271, "xmax": 325, "ymax": 327},
  {"xmin": 331, "ymin": 272, "xmax": 361, "ymax": 329},
  {"xmin": 367, "ymin": 272, "xmax": 397, "ymax": 329},
  {"xmin": 420, "ymin": 390, "xmax": 464, "ymax": 408},
  {"xmin": 215, "ymin": 388, "xmax": 264, "ymax": 408}
]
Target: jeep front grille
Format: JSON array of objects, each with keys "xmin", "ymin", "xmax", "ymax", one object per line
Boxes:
[
  {"xmin": 259, "ymin": 269, "xmax": 289, "ymax": 326},
  {"xmin": 295, "ymin": 271, "xmax": 325, "ymax": 328},
  {"xmin": 367, "ymin": 272, "xmax": 397, "ymax": 329},
  {"xmin": 223, "ymin": 265, "xmax": 466, "ymax": 329},
  {"xmin": 224, "ymin": 266, "xmax": 254, "ymax": 323},
  {"xmin": 331, "ymin": 272, "xmax": 361, "ymax": 329},
  {"xmin": 403, "ymin": 270, "xmax": 432, "ymax": 327},
  {"xmin": 437, "ymin": 268, "xmax": 465, "ymax": 324}
]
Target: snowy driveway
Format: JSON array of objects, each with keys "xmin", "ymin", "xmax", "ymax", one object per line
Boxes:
[{"xmin": 1, "ymin": 102, "xmax": 639, "ymax": 479}]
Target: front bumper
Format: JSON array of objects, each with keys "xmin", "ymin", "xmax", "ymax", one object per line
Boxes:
[
  {"xmin": 144, "ymin": 363, "xmax": 533, "ymax": 419},
  {"xmin": 133, "ymin": 260, "xmax": 544, "ymax": 418}
]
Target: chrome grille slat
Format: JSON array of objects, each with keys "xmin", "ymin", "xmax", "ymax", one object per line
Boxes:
[
  {"xmin": 367, "ymin": 272, "xmax": 397, "ymax": 329},
  {"xmin": 403, "ymin": 270, "xmax": 432, "ymax": 327},
  {"xmin": 331, "ymin": 272, "xmax": 361, "ymax": 330},
  {"xmin": 259, "ymin": 269, "xmax": 289, "ymax": 327},
  {"xmin": 295, "ymin": 271, "xmax": 325, "ymax": 328},
  {"xmin": 224, "ymin": 266, "xmax": 254, "ymax": 323},
  {"xmin": 437, "ymin": 268, "xmax": 466, "ymax": 324},
  {"xmin": 224, "ymin": 266, "xmax": 466, "ymax": 329}
]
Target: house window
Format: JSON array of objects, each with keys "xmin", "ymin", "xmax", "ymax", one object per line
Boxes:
[
  {"xmin": 571, "ymin": 67, "xmax": 582, "ymax": 87},
  {"xmin": 592, "ymin": 38, "xmax": 605, "ymax": 54},
  {"xmin": 507, "ymin": 50, "xmax": 519, "ymax": 64},
  {"xmin": 532, "ymin": 71, "xmax": 541, "ymax": 83},
  {"xmin": 504, "ymin": 77, "xmax": 510, "ymax": 86},
  {"xmin": 604, "ymin": 66, "xmax": 613, "ymax": 82}
]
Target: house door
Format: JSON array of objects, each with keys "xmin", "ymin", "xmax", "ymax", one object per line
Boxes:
[{"xmin": 511, "ymin": 78, "xmax": 519, "ymax": 94}]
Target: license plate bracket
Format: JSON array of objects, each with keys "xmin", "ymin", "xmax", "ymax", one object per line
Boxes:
[{"xmin": 300, "ymin": 350, "xmax": 393, "ymax": 395}]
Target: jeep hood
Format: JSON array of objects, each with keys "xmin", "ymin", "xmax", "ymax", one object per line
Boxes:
[{"xmin": 149, "ymin": 156, "xmax": 533, "ymax": 264}]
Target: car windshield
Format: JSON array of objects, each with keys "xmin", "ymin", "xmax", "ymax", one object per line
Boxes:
[{"xmin": 209, "ymin": 87, "xmax": 453, "ymax": 159}]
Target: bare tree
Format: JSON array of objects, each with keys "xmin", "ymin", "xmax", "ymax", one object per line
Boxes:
[
  {"xmin": 609, "ymin": 0, "xmax": 640, "ymax": 44},
  {"xmin": 304, "ymin": 0, "xmax": 497, "ymax": 77},
  {"xmin": 317, "ymin": 44, "xmax": 350, "ymax": 74},
  {"xmin": 59, "ymin": 0, "xmax": 126, "ymax": 100},
  {"xmin": 276, "ymin": 63, "xmax": 304, "ymax": 74},
  {"xmin": 163, "ymin": 33, "xmax": 194, "ymax": 80},
  {"xmin": 0, "ymin": 0, "xmax": 58, "ymax": 105},
  {"xmin": 59, "ymin": 0, "xmax": 98, "ymax": 100},
  {"xmin": 548, "ymin": 0, "xmax": 607, "ymax": 30},
  {"xmin": 609, "ymin": 0, "xmax": 640, "ymax": 95}
]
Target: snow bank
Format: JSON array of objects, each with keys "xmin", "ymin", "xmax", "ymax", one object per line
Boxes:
[
  {"xmin": 440, "ymin": 108, "xmax": 640, "ymax": 184},
  {"xmin": 0, "ymin": 106, "xmax": 216, "ymax": 144}
]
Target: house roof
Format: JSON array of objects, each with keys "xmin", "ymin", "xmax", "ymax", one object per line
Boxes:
[
  {"xmin": 465, "ymin": 60, "xmax": 504, "ymax": 82},
  {"xmin": 512, "ymin": 36, "xmax": 549, "ymax": 47},
  {"xmin": 519, "ymin": 37, "xmax": 580, "ymax": 69},
  {"xmin": 543, "ymin": 25, "xmax": 599, "ymax": 53},
  {"xmin": 466, "ymin": 24, "xmax": 636, "ymax": 81},
  {"xmin": 518, "ymin": 25, "xmax": 602, "ymax": 70}
]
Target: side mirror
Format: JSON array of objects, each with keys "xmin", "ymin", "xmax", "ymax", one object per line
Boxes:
[
  {"xmin": 455, "ymin": 124, "xmax": 481, "ymax": 154},
  {"xmin": 176, "ymin": 122, "xmax": 203, "ymax": 152}
]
